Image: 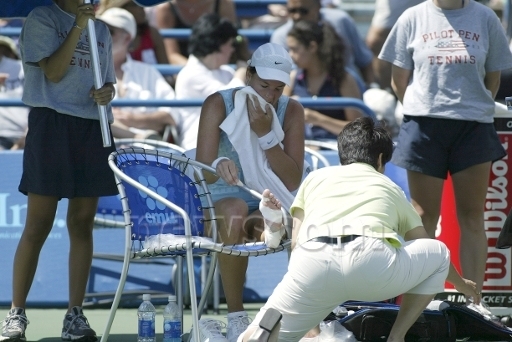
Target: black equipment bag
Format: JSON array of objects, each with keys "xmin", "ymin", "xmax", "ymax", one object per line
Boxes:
[
  {"xmin": 334, "ymin": 301, "xmax": 512, "ymax": 342},
  {"xmin": 337, "ymin": 302, "xmax": 456, "ymax": 342},
  {"xmin": 444, "ymin": 302, "xmax": 512, "ymax": 341}
]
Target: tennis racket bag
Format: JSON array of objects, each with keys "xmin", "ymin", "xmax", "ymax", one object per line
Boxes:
[
  {"xmin": 335, "ymin": 301, "xmax": 455, "ymax": 342},
  {"xmin": 333, "ymin": 300, "xmax": 512, "ymax": 342}
]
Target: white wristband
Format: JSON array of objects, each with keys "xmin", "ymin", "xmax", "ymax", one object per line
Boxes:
[
  {"xmin": 211, "ymin": 157, "xmax": 229, "ymax": 171},
  {"xmin": 258, "ymin": 131, "xmax": 279, "ymax": 150}
]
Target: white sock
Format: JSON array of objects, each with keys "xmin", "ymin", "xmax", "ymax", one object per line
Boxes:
[
  {"xmin": 227, "ymin": 311, "xmax": 248, "ymax": 320},
  {"xmin": 299, "ymin": 337, "xmax": 319, "ymax": 342},
  {"xmin": 259, "ymin": 197, "xmax": 284, "ymax": 248},
  {"xmin": 259, "ymin": 197, "xmax": 282, "ymax": 230}
]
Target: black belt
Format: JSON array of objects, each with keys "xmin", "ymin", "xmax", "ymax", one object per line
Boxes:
[{"xmin": 309, "ymin": 235, "xmax": 360, "ymax": 244}]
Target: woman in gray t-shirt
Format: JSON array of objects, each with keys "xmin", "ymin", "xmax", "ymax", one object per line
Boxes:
[
  {"xmin": 379, "ymin": 0, "xmax": 512, "ymax": 297},
  {"xmin": 1, "ymin": 1, "xmax": 117, "ymax": 341}
]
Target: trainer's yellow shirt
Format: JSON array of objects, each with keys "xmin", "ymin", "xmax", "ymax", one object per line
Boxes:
[{"xmin": 290, "ymin": 163, "xmax": 423, "ymax": 247}]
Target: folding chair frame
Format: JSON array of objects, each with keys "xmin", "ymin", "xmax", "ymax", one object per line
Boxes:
[{"xmin": 100, "ymin": 148, "xmax": 291, "ymax": 342}]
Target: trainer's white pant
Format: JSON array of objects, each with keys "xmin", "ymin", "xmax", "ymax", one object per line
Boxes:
[{"xmin": 243, "ymin": 237, "xmax": 450, "ymax": 342}]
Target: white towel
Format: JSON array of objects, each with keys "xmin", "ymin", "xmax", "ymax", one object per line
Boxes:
[{"xmin": 219, "ymin": 86, "xmax": 294, "ymax": 209}]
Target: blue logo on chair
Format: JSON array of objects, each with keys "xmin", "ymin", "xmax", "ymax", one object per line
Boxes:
[
  {"xmin": 138, "ymin": 175, "xmax": 179, "ymax": 226},
  {"xmin": 138, "ymin": 175, "xmax": 168, "ymax": 210},
  {"xmin": 120, "ymin": 156, "xmax": 205, "ymax": 240}
]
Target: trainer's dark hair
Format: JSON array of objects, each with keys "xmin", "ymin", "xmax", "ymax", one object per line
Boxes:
[
  {"xmin": 337, "ymin": 117, "xmax": 393, "ymax": 170},
  {"xmin": 188, "ymin": 13, "xmax": 238, "ymax": 58}
]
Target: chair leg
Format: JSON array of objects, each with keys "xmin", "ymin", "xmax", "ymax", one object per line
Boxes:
[
  {"xmin": 184, "ymin": 243, "xmax": 201, "ymax": 342},
  {"xmin": 213, "ymin": 260, "xmax": 220, "ymax": 314},
  {"xmin": 196, "ymin": 254, "xmax": 218, "ymax": 318},
  {"xmin": 201, "ymin": 256, "xmax": 208, "ymax": 314},
  {"xmin": 100, "ymin": 251, "xmax": 132, "ymax": 342},
  {"xmin": 177, "ymin": 257, "xmax": 184, "ymax": 330}
]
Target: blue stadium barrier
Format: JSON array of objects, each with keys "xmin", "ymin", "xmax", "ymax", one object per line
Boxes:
[
  {"xmin": 159, "ymin": 28, "xmax": 273, "ymax": 51},
  {"xmin": 0, "ymin": 0, "xmax": 286, "ymax": 19},
  {"xmin": 154, "ymin": 66, "xmax": 366, "ymax": 97},
  {"xmin": 0, "ymin": 98, "xmax": 377, "ymax": 119},
  {"xmin": 0, "ymin": 27, "xmax": 21, "ymax": 37},
  {"xmin": 0, "ymin": 27, "xmax": 274, "ymax": 51},
  {"xmin": 130, "ymin": 0, "xmax": 286, "ymax": 18},
  {"xmin": 232, "ymin": 0, "xmax": 286, "ymax": 18}
]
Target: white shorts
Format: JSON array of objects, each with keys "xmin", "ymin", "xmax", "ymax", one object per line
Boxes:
[
  {"xmin": 243, "ymin": 236, "xmax": 450, "ymax": 342},
  {"xmin": 371, "ymin": 0, "xmax": 425, "ymax": 28}
]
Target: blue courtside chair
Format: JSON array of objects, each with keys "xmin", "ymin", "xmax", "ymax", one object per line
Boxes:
[{"xmin": 100, "ymin": 148, "xmax": 291, "ymax": 342}]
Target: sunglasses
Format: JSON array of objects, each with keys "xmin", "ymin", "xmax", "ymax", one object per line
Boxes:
[{"xmin": 287, "ymin": 7, "xmax": 309, "ymax": 15}]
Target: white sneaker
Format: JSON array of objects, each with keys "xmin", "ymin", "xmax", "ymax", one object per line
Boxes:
[
  {"xmin": 191, "ymin": 318, "xmax": 228, "ymax": 342},
  {"xmin": 226, "ymin": 314, "xmax": 251, "ymax": 342}
]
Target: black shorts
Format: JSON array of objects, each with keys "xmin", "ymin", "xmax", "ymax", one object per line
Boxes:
[
  {"xmin": 392, "ymin": 115, "xmax": 506, "ymax": 179},
  {"xmin": 19, "ymin": 107, "xmax": 118, "ymax": 199}
]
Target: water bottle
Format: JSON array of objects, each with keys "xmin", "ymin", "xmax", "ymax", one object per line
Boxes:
[
  {"xmin": 163, "ymin": 295, "xmax": 182, "ymax": 342},
  {"xmin": 138, "ymin": 293, "xmax": 156, "ymax": 342}
]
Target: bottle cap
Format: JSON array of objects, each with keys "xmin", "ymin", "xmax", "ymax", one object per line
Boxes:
[
  {"xmin": 142, "ymin": 294, "xmax": 151, "ymax": 301},
  {"xmin": 169, "ymin": 295, "xmax": 176, "ymax": 302}
]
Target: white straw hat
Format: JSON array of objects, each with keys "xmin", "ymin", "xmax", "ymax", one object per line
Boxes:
[
  {"xmin": 0, "ymin": 35, "xmax": 19, "ymax": 59},
  {"xmin": 98, "ymin": 7, "xmax": 137, "ymax": 40},
  {"xmin": 248, "ymin": 43, "xmax": 293, "ymax": 86}
]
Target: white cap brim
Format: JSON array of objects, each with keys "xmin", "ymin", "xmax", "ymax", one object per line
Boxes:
[{"xmin": 255, "ymin": 66, "xmax": 290, "ymax": 86}]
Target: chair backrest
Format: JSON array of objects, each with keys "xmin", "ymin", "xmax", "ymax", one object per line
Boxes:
[
  {"xmin": 114, "ymin": 138, "xmax": 186, "ymax": 154},
  {"xmin": 305, "ymin": 146, "xmax": 331, "ymax": 170},
  {"xmin": 113, "ymin": 150, "xmax": 205, "ymax": 242},
  {"xmin": 94, "ymin": 140, "xmax": 187, "ymax": 229}
]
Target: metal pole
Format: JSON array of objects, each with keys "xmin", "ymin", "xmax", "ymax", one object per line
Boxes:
[{"xmin": 84, "ymin": 0, "xmax": 112, "ymax": 147}]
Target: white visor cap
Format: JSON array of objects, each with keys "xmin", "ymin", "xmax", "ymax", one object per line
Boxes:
[{"xmin": 248, "ymin": 43, "xmax": 293, "ymax": 86}]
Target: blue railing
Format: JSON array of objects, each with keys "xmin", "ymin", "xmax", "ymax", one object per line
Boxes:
[
  {"xmin": 132, "ymin": 0, "xmax": 286, "ymax": 17},
  {"xmin": 0, "ymin": 98, "xmax": 377, "ymax": 119},
  {"xmin": 0, "ymin": 0, "xmax": 286, "ymax": 19},
  {"xmin": 0, "ymin": 27, "xmax": 274, "ymax": 49},
  {"xmin": 0, "ymin": 27, "xmax": 274, "ymax": 51},
  {"xmin": 158, "ymin": 28, "xmax": 274, "ymax": 40},
  {"xmin": 0, "ymin": 27, "xmax": 274, "ymax": 38},
  {"xmin": 0, "ymin": 27, "xmax": 22, "ymax": 36}
]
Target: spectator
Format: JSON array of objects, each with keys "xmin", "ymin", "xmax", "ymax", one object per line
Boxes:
[
  {"xmin": 0, "ymin": 35, "xmax": 20, "ymax": 60},
  {"xmin": 271, "ymin": 0, "xmax": 375, "ymax": 89},
  {"xmin": 366, "ymin": 0, "xmax": 424, "ymax": 89},
  {"xmin": 0, "ymin": 1, "xmax": 116, "ymax": 341},
  {"xmin": 284, "ymin": 20, "xmax": 362, "ymax": 141},
  {"xmin": 174, "ymin": 13, "xmax": 246, "ymax": 150},
  {"xmin": 195, "ymin": 43, "xmax": 304, "ymax": 342},
  {"xmin": 97, "ymin": 0, "xmax": 168, "ymax": 65},
  {"xmin": 0, "ymin": 36, "xmax": 28, "ymax": 150},
  {"xmin": 154, "ymin": 0, "xmax": 237, "ymax": 66},
  {"xmin": 239, "ymin": 117, "xmax": 480, "ymax": 342},
  {"xmin": 98, "ymin": 7, "xmax": 177, "ymax": 141},
  {"xmin": 243, "ymin": 5, "xmax": 288, "ymax": 30},
  {"xmin": 379, "ymin": 0, "xmax": 512, "ymax": 296}
]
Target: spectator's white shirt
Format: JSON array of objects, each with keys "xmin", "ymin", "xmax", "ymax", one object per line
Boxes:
[
  {"xmin": 174, "ymin": 54, "xmax": 245, "ymax": 150},
  {"xmin": 114, "ymin": 55, "xmax": 175, "ymax": 116},
  {"xmin": 0, "ymin": 56, "xmax": 28, "ymax": 141}
]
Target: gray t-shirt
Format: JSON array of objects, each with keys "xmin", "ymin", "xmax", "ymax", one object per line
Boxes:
[
  {"xmin": 20, "ymin": 3, "xmax": 115, "ymax": 121},
  {"xmin": 379, "ymin": 0, "xmax": 512, "ymax": 123}
]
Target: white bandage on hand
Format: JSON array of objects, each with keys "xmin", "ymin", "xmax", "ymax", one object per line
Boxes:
[{"xmin": 260, "ymin": 197, "xmax": 284, "ymax": 248}]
